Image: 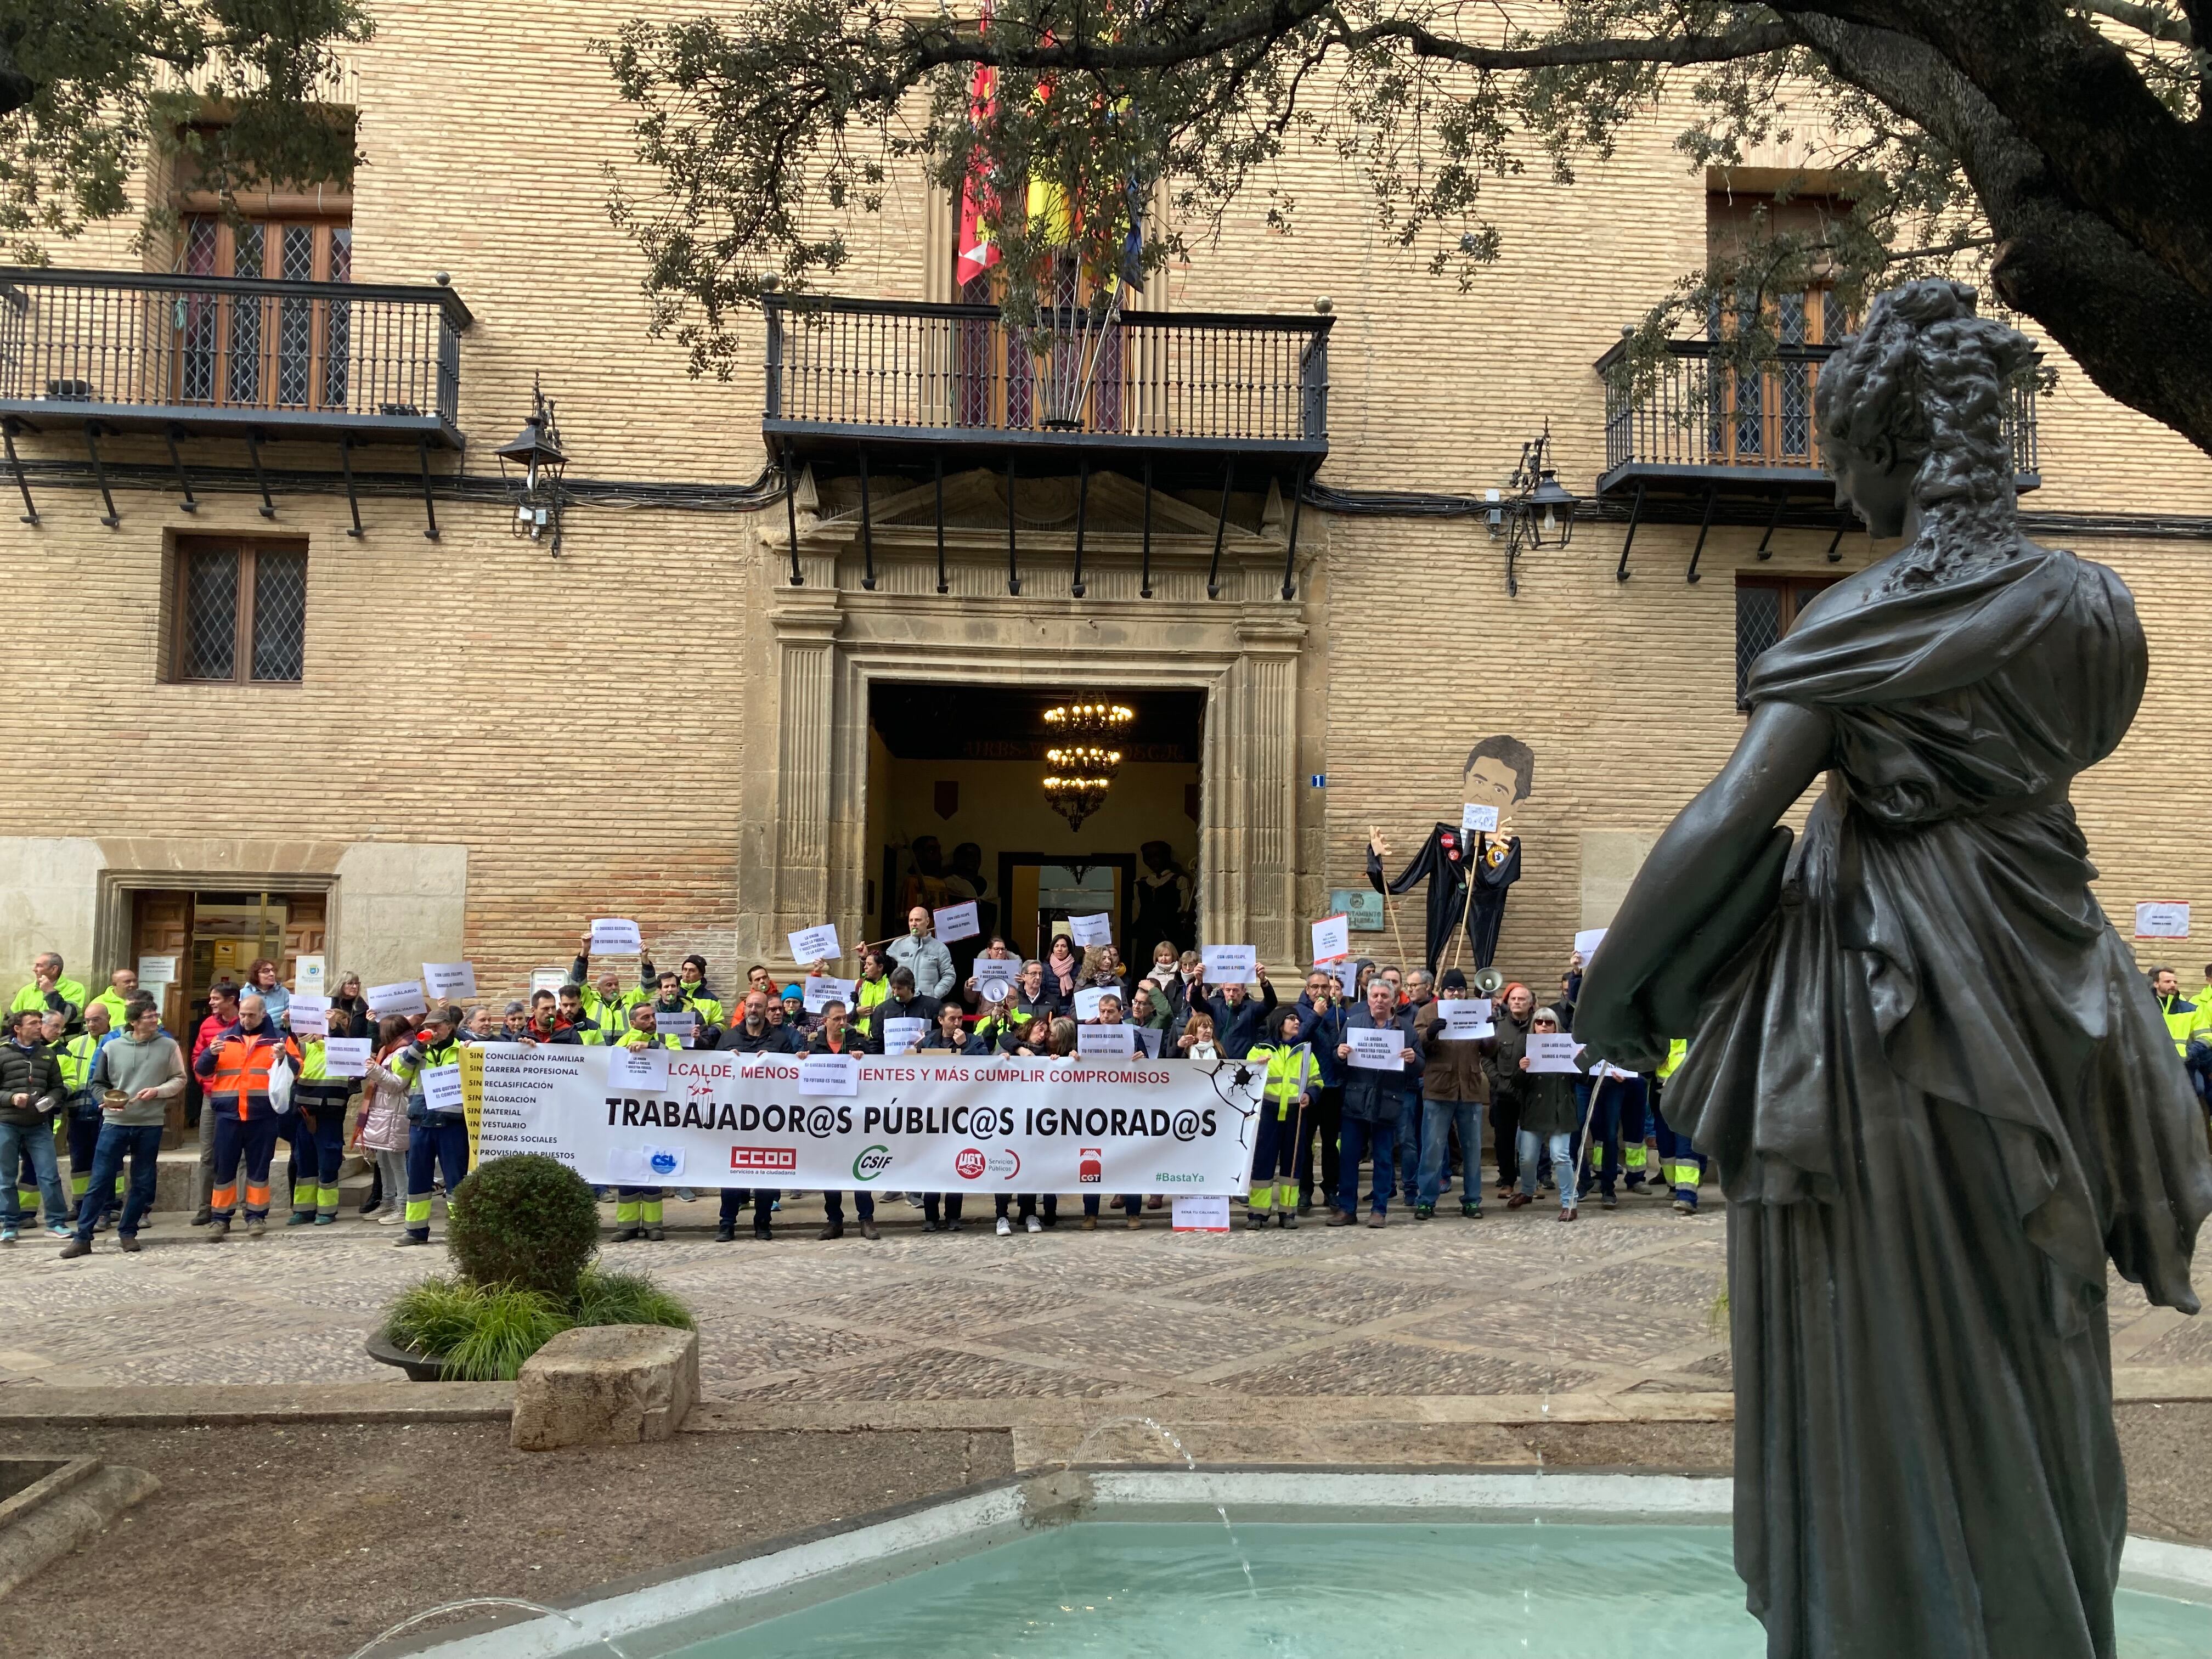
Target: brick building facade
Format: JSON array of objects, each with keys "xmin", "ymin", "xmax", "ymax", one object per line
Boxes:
[{"xmin": 3, "ymin": 1, "xmax": 2208, "ymax": 1028}]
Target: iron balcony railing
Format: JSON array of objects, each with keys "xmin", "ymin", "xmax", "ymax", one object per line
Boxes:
[
  {"xmin": 0, "ymin": 265, "xmax": 472, "ymax": 440},
  {"xmin": 1596, "ymin": 337, "xmax": 2039, "ymax": 481},
  {"xmin": 764, "ymin": 294, "xmax": 1331, "ymax": 449}
]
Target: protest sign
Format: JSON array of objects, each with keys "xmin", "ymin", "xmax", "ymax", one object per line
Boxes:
[
  {"xmin": 972, "ymin": 958, "xmax": 1020, "ymax": 1000},
  {"xmin": 1069, "ymin": 912, "xmax": 1113, "ymax": 946},
  {"xmin": 531, "ymin": 969, "xmax": 568, "ymax": 997},
  {"xmin": 590, "ymin": 918, "xmax": 642, "ymax": 955},
  {"xmin": 2136, "ymin": 901, "xmax": 2191, "ymax": 940},
  {"xmin": 1132, "ymin": 1026, "xmax": 1163, "ymax": 1058},
  {"xmin": 1311, "ymin": 915, "xmax": 1350, "ymax": 964},
  {"xmin": 1077, "ymin": 1023, "xmax": 1135, "ymax": 1057},
  {"xmin": 1591, "ymin": 1059, "xmax": 1640, "ymax": 1081},
  {"xmin": 1328, "ymin": 958, "xmax": 1362, "ymax": 997},
  {"xmin": 1462, "ymin": 802, "xmax": 1500, "ymax": 833},
  {"xmin": 462, "ymin": 1045, "xmax": 1256, "ymax": 1194},
  {"xmin": 1073, "ymin": 985, "xmax": 1110, "ymax": 1020},
  {"xmin": 799, "ymin": 1053, "xmax": 860, "ymax": 1097},
  {"xmin": 656, "ymin": 1009, "xmax": 698, "ymax": 1047},
  {"xmin": 1347, "ymin": 1026, "xmax": 1406, "ymax": 1070},
  {"xmin": 321, "ymin": 1037, "xmax": 370, "ymax": 1078},
  {"xmin": 610, "ymin": 1046, "xmax": 670, "ymax": 1093},
  {"xmin": 287, "ymin": 995, "xmax": 331, "ymax": 1038},
  {"xmin": 882, "ymin": 1017, "xmax": 928, "ymax": 1056},
  {"xmin": 423, "ymin": 962, "xmax": 477, "ymax": 1000},
  {"xmin": 788, "ymin": 923, "xmax": 841, "ymax": 962},
  {"xmin": 933, "ymin": 902, "xmax": 980, "ymax": 943},
  {"xmin": 422, "ymin": 1063, "xmax": 466, "ymax": 1113},
  {"xmin": 366, "ymin": 980, "xmax": 428, "ymax": 1018},
  {"xmin": 804, "ymin": 976, "xmax": 857, "ymax": 1014},
  {"xmin": 1528, "ymin": 1034, "xmax": 1585, "ymax": 1074},
  {"xmin": 1172, "ymin": 1195, "xmax": 1232, "ymax": 1232},
  {"xmin": 1437, "ymin": 998, "xmax": 1494, "ymax": 1041},
  {"xmin": 1202, "ymin": 945, "xmax": 1257, "ymax": 984},
  {"xmin": 1573, "ymin": 928, "xmax": 1609, "ymax": 964}
]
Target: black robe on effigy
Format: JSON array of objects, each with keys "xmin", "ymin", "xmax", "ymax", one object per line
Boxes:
[
  {"xmin": 1367, "ymin": 825, "xmax": 1519, "ymax": 973},
  {"xmin": 1672, "ymin": 543, "xmax": 2212, "ymax": 1658}
]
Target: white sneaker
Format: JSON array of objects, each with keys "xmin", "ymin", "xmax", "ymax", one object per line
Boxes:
[
  {"xmin": 995, "ymin": 1216, "xmax": 1012, "ymax": 1237},
  {"xmin": 376, "ymin": 1209, "xmax": 403, "ymax": 1226},
  {"xmin": 1024, "ymin": 1214, "xmax": 1042, "ymax": 1233}
]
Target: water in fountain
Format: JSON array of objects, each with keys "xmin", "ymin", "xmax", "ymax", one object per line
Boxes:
[
  {"xmin": 1064, "ymin": 1414, "xmax": 1257, "ymax": 1597},
  {"xmin": 341, "ymin": 1596, "xmax": 635, "ymax": 1659}
]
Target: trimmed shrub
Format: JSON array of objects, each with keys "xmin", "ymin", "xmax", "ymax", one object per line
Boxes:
[{"xmin": 446, "ymin": 1153, "xmax": 599, "ymax": 1301}]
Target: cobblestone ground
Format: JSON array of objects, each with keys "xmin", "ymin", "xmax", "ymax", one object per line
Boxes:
[{"xmin": 2, "ymin": 1185, "xmax": 2199, "ymax": 1401}]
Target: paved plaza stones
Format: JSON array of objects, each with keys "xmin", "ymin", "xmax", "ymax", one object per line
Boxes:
[{"xmin": 1, "ymin": 1192, "xmax": 2198, "ymax": 1417}]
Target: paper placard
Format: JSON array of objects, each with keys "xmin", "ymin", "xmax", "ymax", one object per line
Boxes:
[
  {"xmin": 1462, "ymin": 802, "xmax": 1501, "ymax": 834},
  {"xmin": 287, "ymin": 995, "xmax": 331, "ymax": 1037},
  {"xmin": 532, "ymin": 969, "xmax": 568, "ymax": 997},
  {"xmin": 423, "ymin": 962, "xmax": 477, "ymax": 1000},
  {"xmin": 933, "ymin": 901, "xmax": 980, "ymax": 943},
  {"xmin": 1528, "ymin": 1033, "xmax": 1585, "ymax": 1074},
  {"xmin": 137, "ymin": 953, "xmax": 178, "ymax": 989},
  {"xmin": 421, "ymin": 1063, "xmax": 465, "ymax": 1114},
  {"xmin": 1077, "ymin": 1023, "xmax": 1135, "ymax": 1057},
  {"xmin": 1073, "ymin": 985, "xmax": 1110, "ymax": 1020},
  {"xmin": 788, "ymin": 923, "xmax": 841, "ymax": 963},
  {"xmin": 321, "ymin": 1037, "xmax": 370, "ymax": 1078},
  {"xmin": 1572, "ymin": 928, "xmax": 1608, "ymax": 965},
  {"xmin": 2135, "ymin": 901, "xmax": 2191, "ymax": 940},
  {"xmin": 1436, "ymin": 998, "xmax": 1494, "ymax": 1041},
  {"xmin": 366, "ymin": 980, "xmax": 428, "ymax": 1018},
  {"xmin": 1347, "ymin": 1025, "xmax": 1407, "ymax": 1070},
  {"xmin": 799, "ymin": 1053, "xmax": 860, "ymax": 1096},
  {"xmin": 1068, "ymin": 912, "xmax": 1113, "ymax": 947},
  {"xmin": 1591, "ymin": 1059, "xmax": 1640, "ymax": 1081},
  {"xmin": 1328, "ymin": 958, "xmax": 1362, "ymax": 997},
  {"xmin": 1133, "ymin": 1026, "xmax": 1163, "ymax": 1057},
  {"xmin": 590, "ymin": 918, "xmax": 643, "ymax": 955},
  {"xmin": 972, "ymin": 958, "xmax": 1020, "ymax": 1000},
  {"xmin": 1172, "ymin": 1195, "xmax": 1232, "ymax": 1232},
  {"xmin": 294, "ymin": 955, "xmax": 326, "ymax": 995},
  {"xmin": 1202, "ymin": 945, "xmax": 1257, "ymax": 984},
  {"xmin": 1311, "ymin": 915, "xmax": 1350, "ymax": 964},
  {"xmin": 804, "ymin": 976, "xmax": 858, "ymax": 1014},
  {"xmin": 882, "ymin": 1016, "xmax": 928, "ymax": 1056},
  {"xmin": 609, "ymin": 1046, "xmax": 670, "ymax": 1093},
  {"xmin": 655, "ymin": 1009, "xmax": 699, "ymax": 1046}
]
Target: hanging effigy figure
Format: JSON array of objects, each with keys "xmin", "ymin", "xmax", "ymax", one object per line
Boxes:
[{"xmin": 1575, "ymin": 280, "xmax": 2212, "ymax": 1659}]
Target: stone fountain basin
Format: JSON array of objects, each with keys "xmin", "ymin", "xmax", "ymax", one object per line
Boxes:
[{"xmin": 379, "ymin": 1470, "xmax": 2212, "ymax": 1659}]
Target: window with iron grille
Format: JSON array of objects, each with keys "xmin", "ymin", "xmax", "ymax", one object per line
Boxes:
[
  {"xmin": 175, "ymin": 213, "xmax": 353, "ymax": 415},
  {"xmin": 1736, "ymin": 574, "xmax": 1839, "ymax": 707},
  {"xmin": 169, "ymin": 540, "xmax": 308, "ymax": 685}
]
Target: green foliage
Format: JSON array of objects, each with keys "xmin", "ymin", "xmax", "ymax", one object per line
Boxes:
[
  {"xmin": 445, "ymin": 1153, "xmax": 600, "ymax": 1303},
  {"xmin": 382, "ymin": 1269, "xmax": 697, "ymax": 1382},
  {"xmin": 572, "ymin": 1268, "xmax": 698, "ymax": 1332},
  {"xmin": 0, "ymin": 0, "xmax": 371, "ymax": 262}
]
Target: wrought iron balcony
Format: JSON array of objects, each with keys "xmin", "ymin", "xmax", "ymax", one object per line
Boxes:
[
  {"xmin": 0, "ymin": 265, "xmax": 472, "ymax": 448},
  {"xmin": 763, "ymin": 294, "xmax": 1331, "ymax": 490},
  {"xmin": 1593, "ymin": 334, "xmax": 2040, "ymax": 509}
]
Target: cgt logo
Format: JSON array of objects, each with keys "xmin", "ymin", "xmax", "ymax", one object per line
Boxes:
[
  {"xmin": 1078, "ymin": 1147, "xmax": 1103, "ymax": 1184},
  {"xmin": 851, "ymin": 1144, "xmax": 895, "ymax": 1182},
  {"xmin": 729, "ymin": 1146, "xmax": 798, "ymax": 1172},
  {"xmin": 953, "ymin": 1147, "xmax": 988, "ymax": 1181}
]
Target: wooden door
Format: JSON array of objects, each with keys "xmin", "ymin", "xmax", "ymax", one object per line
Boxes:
[{"xmin": 129, "ymin": 890, "xmax": 195, "ymax": 1146}]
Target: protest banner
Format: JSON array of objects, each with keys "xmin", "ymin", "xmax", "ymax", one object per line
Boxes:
[
  {"xmin": 424, "ymin": 962, "xmax": 477, "ymax": 1000},
  {"xmin": 590, "ymin": 918, "xmax": 643, "ymax": 955},
  {"xmin": 1068, "ymin": 912, "xmax": 1113, "ymax": 946},
  {"xmin": 462, "ymin": 1045, "xmax": 1257, "ymax": 1193},
  {"xmin": 933, "ymin": 901, "xmax": 980, "ymax": 943},
  {"xmin": 788, "ymin": 923, "xmax": 841, "ymax": 962}
]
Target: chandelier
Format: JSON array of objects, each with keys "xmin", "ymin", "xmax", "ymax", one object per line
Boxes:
[
  {"xmin": 1043, "ymin": 745, "xmax": 1120, "ymax": 832},
  {"xmin": 1042, "ymin": 700, "xmax": 1135, "ymax": 741}
]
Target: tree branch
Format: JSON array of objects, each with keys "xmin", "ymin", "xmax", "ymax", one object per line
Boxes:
[{"xmin": 2076, "ymin": 0, "xmax": 2193, "ymax": 44}]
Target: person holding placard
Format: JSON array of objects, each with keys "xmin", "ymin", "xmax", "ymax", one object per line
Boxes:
[
  {"xmin": 193, "ymin": 992, "xmax": 302, "ymax": 1241},
  {"xmin": 393, "ymin": 1007, "xmax": 467, "ymax": 1248},
  {"xmin": 1076, "ymin": 944, "xmax": 1131, "ymax": 1004},
  {"xmin": 1412, "ymin": 968, "xmax": 1496, "ymax": 1219},
  {"xmin": 714, "ymin": 990, "xmax": 804, "ymax": 1241},
  {"xmin": 572, "ymin": 936, "xmax": 648, "ymax": 1039},
  {"xmin": 185, "ymin": 982, "xmax": 240, "ymax": 1226},
  {"xmin": 1041, "ymin": 934, "xmax": 1082, "ymax": 1008},
  {"xmin": 57, "ymin": 998, "xmax": 181, "ymax": 1256},
  {"xmin": 286, "ymin": 1007, "xmax": 360, "ymax": 1228},
  {"xmin": 862, "ymin": 966, "xmax": 941, "ymax": 1050},
  {"xmin": 1507, "ymin": 1009, "xmax": 1580, "ymax": 1220},
  {"xmin": 639, "ymin": 952, "xmax": 725, "ymax": 1028},
  {"xmin": 1487, "ymin": 983, "xmax": 1534, "ymax": 1196},
  {"xmin": 54, "ymin": 1003, "xmax": 121, "ymax": 1226},
  {"xmin": 1330, "ymin": 979, "xmax": 1419, "ymax": 1227},
  {"xmin": 809, "ymin": 1005, "xmax": 884, "ymax": 1239},
  {"xmin": 355, "ymin": 1018, "xmax": 415, "ymax": 1224},
  {"xmin": 1180, "ymin": 960, "xmax": 1277, "ymax": 1059},
  {"xmin": 1293, "ymin": 970, "xmax": 1349, "ymax": 1216}
]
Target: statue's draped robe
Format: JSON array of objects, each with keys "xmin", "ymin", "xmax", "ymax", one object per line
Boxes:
[{"xmin": 1673, "ymin": 543, "xmax": 2212, "ymax": 1658}]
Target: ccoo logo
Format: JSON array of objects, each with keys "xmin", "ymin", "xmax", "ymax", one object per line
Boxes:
[{"xmin": 851, "ymin": 1144, "xmax": 895, "ymax": 1182}]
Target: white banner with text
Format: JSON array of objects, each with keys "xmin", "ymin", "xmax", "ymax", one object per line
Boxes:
[{"xmin": 461, "ymin": 1043, "xmax": 1261, "ymax": 1194}]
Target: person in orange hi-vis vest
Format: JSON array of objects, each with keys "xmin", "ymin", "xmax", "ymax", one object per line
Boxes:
[{"xmin": 192, "ymin": 991, "xmax": 301, "ymax": 1242}]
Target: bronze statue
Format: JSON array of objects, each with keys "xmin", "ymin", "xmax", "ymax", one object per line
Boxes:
[{"xmin": 1576, "ymin": 280, "xmax": 2212, "ymax": 1658}]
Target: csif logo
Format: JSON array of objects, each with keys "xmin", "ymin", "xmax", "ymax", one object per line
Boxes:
[{"xmin": 851, "ymin": 1144, "xmax": 895, "ymax": 1182}]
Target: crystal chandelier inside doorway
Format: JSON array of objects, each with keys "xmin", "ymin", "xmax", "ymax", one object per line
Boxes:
[{"xmin": 1041, "ymin": 700, "xmax": 1135, "ymax": 832}]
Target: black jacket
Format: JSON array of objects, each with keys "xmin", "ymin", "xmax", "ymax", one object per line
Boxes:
[
  {"xmin": 1186, "ymin": 982, "xmax": 1279, "ymax": 1059},
  {"xmin": 1340, "ymin": 1008, "xmax": 1419, "ymax": 1122},
  {"xmin": 717, "ymin": 1021, "xmax": 801, "ymax": 1056},
  {"xmin": 0, "ymin": 1040, "xmax": 67, "ymax": 1127}
]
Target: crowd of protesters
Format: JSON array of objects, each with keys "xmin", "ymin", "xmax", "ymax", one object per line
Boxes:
[{"xmin": 5, "ymin": 912, "xmax": 1749, "ymax": 1254}]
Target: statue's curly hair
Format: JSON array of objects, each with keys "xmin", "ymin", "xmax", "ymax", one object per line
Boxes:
[{"xmin": 1814, "ymin": 279, "xmax": 2039, "ymax": 588}]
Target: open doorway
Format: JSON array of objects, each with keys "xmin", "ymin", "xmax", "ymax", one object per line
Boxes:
[{"xmin": 865, "ymin": 682, "xmax": 1205, "ymax": 974}]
